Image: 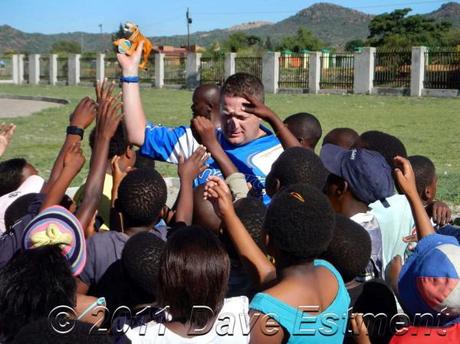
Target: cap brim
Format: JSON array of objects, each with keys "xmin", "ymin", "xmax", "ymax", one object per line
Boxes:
[{"xmin": 320, "ymin": 144, "xmax": 347, "ymax": 176}]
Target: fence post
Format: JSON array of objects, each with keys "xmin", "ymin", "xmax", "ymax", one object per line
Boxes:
[
  {"xmin": 186, "ymin": 52, "xmax": 201, "ymax": 89},
  {"xmin": 155, "ymin": 53, "xmax": 165, "ymax": 88},
  {"xmin": 29, "ymin": 54, "xmax": 40, "ymax": 85},
  {"xmin": 224, "ymin": 53, "xmax": 236, "ymax": 79},
  {"xmin": 17, "ymin": 55, "xmax": 25, "ymax": 84},
  {"xmin": 68, "ymin": 54, "xmax": 80, "ymax": 85},
  {"xmin": 309, "ymin": 52, "xmax": 321, "ymax": 94},
  {"xmin": 410, "ymin": 46, "xmax": 426, "ymax": 97},
  {"xmin": 353, "ymin": 47, "xmax": 375, "ymax": 94},
  {"xmin": 12, "ymin": 54, "xmax": 19, "ymax": 84},
  {"xmin": 49, "ymin": 54, "xmax": 58, "ymax": 85},
  {"xmin": 96, "ymin": 53, "xmax": 105, "ymax": 82},
  {"xmin": 262, "ymin": 52, "xmax": 280, "ymax": 94}
]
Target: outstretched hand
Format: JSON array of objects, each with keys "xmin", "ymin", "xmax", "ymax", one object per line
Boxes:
[
  {"xmin": 96, "ymin": 79, "xmax": 120, "ymax": 104},
  {"xmin": 0, "ymin": 123, "xmax": 16, "ymax": 156},
  {"xmin": 96, "ymin": 98, "xmax": 123, "ymax": 141},
  {"xmin": 70, "ymin": 97, "xmax": 97, "ymax": 130},
  {"xmin": 241, "ymin": 93, "xmax": 277, "ymax": 121},
  {"xmin": 116, "ymin": 41, "xmax": 144, "ymax": 76},
  {"xmin": 178, "ymin": 145, "xmax": 209, "ymax": 181},
  {"xmin": 393, "ymin": 156, "xmax": 418, "ymax": 199},
  {"xmin": 63, "ymin": 141, "xmax": 85, "ymax": 175},
  {"xmin": 204, "ymin": 176, "xmax": 234, "ymax": 219}
]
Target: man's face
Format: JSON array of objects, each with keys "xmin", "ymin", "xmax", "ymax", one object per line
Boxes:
[{"xmin": 221, "ymin": 95, "xmax": 261, "ymax": 145}]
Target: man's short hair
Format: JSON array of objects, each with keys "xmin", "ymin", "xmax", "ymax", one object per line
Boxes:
[
  {"xmin": 221, "ymin": 73, "xmax": 264, "ymax": 102},
  {"xmin": 0, "ymin": 158, "xmax": 27, "ymax": 196},
  {"xmin": 117, "ymin": 168, "xmax": 167, "ymax": 227}
]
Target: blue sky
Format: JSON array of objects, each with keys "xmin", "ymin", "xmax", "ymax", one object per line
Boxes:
[{"xmin": 0, "ymin": 0, "xmax": 457, "ymax": 36}]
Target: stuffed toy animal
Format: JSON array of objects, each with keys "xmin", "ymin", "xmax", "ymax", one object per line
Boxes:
[{"xmin": 113, "ymin": 22, "xmax": 153, "ymax": 70}]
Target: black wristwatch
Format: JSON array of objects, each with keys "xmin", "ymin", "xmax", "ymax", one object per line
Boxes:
[{"xmin": 66, "ymin": 126, "xmax": 84, "ymax": 140}]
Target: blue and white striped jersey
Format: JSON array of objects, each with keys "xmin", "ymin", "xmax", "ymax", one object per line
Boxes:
[{"xmin": 140, "ymin": 122, "xmax": 283, "ymax": 204}]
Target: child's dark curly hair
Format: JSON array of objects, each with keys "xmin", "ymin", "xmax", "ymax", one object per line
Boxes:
[{"xmin": 264, "ymin": 183, "xmax": 335, "ymax": 264}]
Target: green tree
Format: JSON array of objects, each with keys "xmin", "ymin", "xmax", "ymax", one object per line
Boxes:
[
  {"xmin": 264, "ymin": 36, "xmax": 273, "ymax": 51},
  {"xmin": 223, "ymin": 32, "xmax": 249, "ymax": 52},
  {"xmin": 247, "ymin": 35, "xmax": 262, "ymax": 46},
  {"xmin": 277, "ymin": 27, "xmax": 323, "ymax": 52},
  {"xmin": 345, "ymin": 39, "xmax": 364, "ymax": 52},
  {"xmin": 367, "ymin": 8, "xmax": 451, "ymax": 48},
  {"xmin": 51, "ymin": 40, "xmax": 81, "ymax": 54}
]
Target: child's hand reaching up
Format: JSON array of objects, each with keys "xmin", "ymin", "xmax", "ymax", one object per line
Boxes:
[
  {"xmin": 96, "ymin": 98, "xmax": 123, "ymax": 141},
  {"xmin": 394, "ymin": 155, "xmax": 435, "ymax": 239},
  {"xmin": 204, "ymin": 176, "xmax": 235, "ymax": 219},
  {"xmin": 63, "ymin": 141, "xmax": 85, "ymax": 176},
  {"xmin": 393, "ymin": 156, "xmax": 418, "ymax": 199},
  {"xmin": 69, "ymin": 97, "xmax": 97, "ymax": 130},
  {"xmin": 178, "ymin": 145, "xmax": 209, "ymax": 182}
]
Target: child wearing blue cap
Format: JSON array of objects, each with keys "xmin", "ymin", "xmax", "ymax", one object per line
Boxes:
[
  {"xmin": 389, "ymin": 156, "xmax": 460, "ymax": 343},
  {"xmin": 320, "ymin": 143, "xmax": 395, "ymax": 281}
]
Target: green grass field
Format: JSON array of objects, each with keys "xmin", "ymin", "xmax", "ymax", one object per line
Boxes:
[{"xmin": 1, "ymin": 84, "xmax": 460, "ymax": 205}]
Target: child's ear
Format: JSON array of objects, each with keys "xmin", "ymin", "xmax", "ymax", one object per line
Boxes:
[{"xmin": 336, "ymin": 180, "xmax": 348, "ymax": 197}]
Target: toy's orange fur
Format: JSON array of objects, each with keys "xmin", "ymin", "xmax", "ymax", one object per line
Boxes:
[{"xmin": 113, "ymin": 23, "xmax": 153, "ymax": 70}]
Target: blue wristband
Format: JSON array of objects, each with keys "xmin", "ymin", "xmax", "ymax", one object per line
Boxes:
[{"xmin": 120, "ymin": 76, "xmax": 139, "ymax": 83}]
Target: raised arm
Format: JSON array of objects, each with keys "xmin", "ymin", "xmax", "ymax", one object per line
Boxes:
[
  {"xmin": 394, "ymin": 156, "xmax": 435, "ymax": 239},
  {"xmin": 204, "ymin": 176, "xmax": 276, "ymax": 286},
  {"xmin": 43, "ymin": 98, "xmax": 96, "ymax": 193},
  {"xmin": 242, "ymin": 94, "xmax": 301, "ymax": 149},
  {"xmin": 116, "ymin": 41, "xmax": 147, "ymax": 146},
  {"xmin": 40, "ymin": 142, "xmax": 86, "ymax": 211},
  {"xmin": 175, "ymin": 146, "xmax": 209, "ymax": 225},
  {"xmin": 76, "ymin": 98, "xmax": 123, "ymax": 235},
  {"xmin": 192, "ymin": 116, "xmax": 238, "ymax": 178}
]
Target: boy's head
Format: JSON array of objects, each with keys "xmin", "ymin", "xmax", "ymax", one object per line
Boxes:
[
  {"xmin": 359, "ymin": 130, "xmax": 407, "ymax": 169},
  {"xmin": 158, "ymin": 226, "xmax": 230, "ymax": 328},
  {"xmin": 191, "ymin": 84, "xmax": 221, "ymax": 127},
  {"xmin": 0, "ymin": 245, "xmax": 76, "ymax": 340},
  {"xmin": 408, "ymin": 155, "xmax": 437, "ymax": 203},
  {"xmin": 221, "ymin": 197, "xmax": 267, "ymax": 259},
  {"xmin": 323, "ymin": 128, "xmax": 360, "ymax": 149},
  {"xmin": 192, "ymin": 184, "xmax": 221, "ymax": 233},
  {"xmin": 0, "ymin": 158, "xmax": 38, "ymax": 197},
  {"xmin": 220, "ymin": 73, "xmax": 264, "ymax": 145},
  {"xmin": 320, "ymin": 144, "xmax": 394, "ymax": 209},
  {"xmin": 321, "ymin": 214, "xmax": 372, "ymax": 283},
  {"xmin": 89, "ymin": 122, "xmax": 135, "ymax": 168},
  {"xmin": 122, "ymin": 232, "xmax": 165, "ymax": 300},
  {"xmin": 398, "ymin": 234, "xmax": 460, "ymax": 325},
  {"xmin": 117, "ymin": 168, "xmax": 167, "ymax": 229},
  {"xmin": 266, "ymin": 147, "xmax": 329, "ymax": 197},
  {"xmin": 134, "ymin": 149, "xmax": 156, "ymax": 170},
  {"xmin": 283, "ymin": 112, "xmax": 322, "ymax": 150},
  {"xmin": 264, "ymin": 184, "xmax": 335, "ymax": 267}
]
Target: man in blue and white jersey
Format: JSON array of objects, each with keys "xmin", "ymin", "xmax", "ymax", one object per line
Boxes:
[{"xmin": 117, "ymin": 43, "xmax": 288, "ymax": 203}]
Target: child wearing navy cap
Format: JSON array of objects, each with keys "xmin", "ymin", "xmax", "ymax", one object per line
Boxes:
[{"xmin": 320, "ymin": 143, "xmax": 395, "ymax": 281}]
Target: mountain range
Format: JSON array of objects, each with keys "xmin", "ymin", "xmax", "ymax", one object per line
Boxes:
[{"xmin": 1, "ymin": 2, "xmax": 459, "ymax": 54}]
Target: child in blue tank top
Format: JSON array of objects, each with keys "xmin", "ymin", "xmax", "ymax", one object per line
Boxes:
[{"xmin": 204, "ymin": 179, "xmax": 350, "ymax": 344}]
